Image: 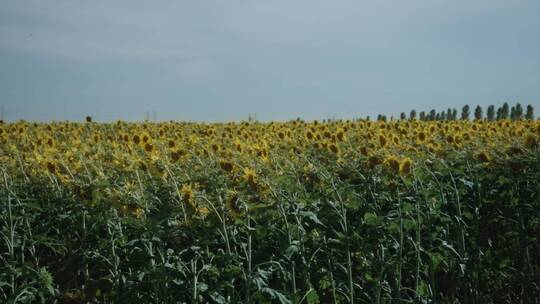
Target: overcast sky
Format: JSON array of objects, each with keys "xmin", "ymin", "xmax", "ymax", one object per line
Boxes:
[{"xmin": 1, "ymin": 1, "xmax": 539, "ymax": 122}]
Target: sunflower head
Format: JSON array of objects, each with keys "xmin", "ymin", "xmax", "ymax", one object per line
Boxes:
[
  {"xmin": 476, "ymin": 151, "xmax": 491, "ymax": 163},
  {"xmin": 379, "ymin": 134, "xmax": 387, "ymax": 147},
  {"xmin": 385, "ymin": 156, "xmax": 401, "ymax": 174},
  {"xmin": 524, "ymin": 134, "xmax": 538, "ymax": 149},
  {"xmin": 227, "ymin": 190, "xmax": 243, "ymax": 215},
  {"xmin": 305, "ymin": 131, "xmax": 314, "ymax": 140},
  {"xmin": 243, "ymin": 168, "xmax": 257, "ymax": 184},
  {"xmin": 399, "ymin": 157, "xmax": 413, "ymax": 176},
  {"xmin": 46, "ymin": 161, "xmax": 56, "ymax": 174},
  {"xmin": 336, "ymin": 128, "xmax": 345, "ymax": 141},
  {"xmin": 392, "ymin": 135, "xmax": 400, "ymax": 145},
  {"xmin": 367, "ymin": 155, "xmax": 383, "ymax": 168},
  {"xmin": 219, "ymin": 160, "xmax": 234, "ymax": 172},
  {"xmin": 181, "ymin": 184, "xmax": 195, "ymax": 205},
  {"xmin": 144, "ymin": 143, "xmax": 154, "ymax": 153},
  {"xmin": 328, "ymin": 143, "xmax": 340, "ymax": 155}
]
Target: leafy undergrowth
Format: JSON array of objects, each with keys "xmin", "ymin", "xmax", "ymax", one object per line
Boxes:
[{"xmin": 1, "ymin": 151, "xmax": 539, "ymax": 303}]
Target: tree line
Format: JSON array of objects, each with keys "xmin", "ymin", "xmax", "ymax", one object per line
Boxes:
[{"xmin": 375, "ymin": 102, "xmax": 535, "ymax": 122}]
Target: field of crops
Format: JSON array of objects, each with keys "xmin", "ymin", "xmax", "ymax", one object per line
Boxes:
[{"xmin": 1, "ymin": 118, "xmax": 540, "ymax": 303}]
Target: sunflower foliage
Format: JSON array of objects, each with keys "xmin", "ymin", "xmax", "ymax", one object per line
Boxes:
[{"xmin": 0, "ymin": 119, "xmax": 539, "ymax": 303}]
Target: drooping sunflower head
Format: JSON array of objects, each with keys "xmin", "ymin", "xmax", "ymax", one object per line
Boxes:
[
  {"xmin": 367, "ymin": 154, "xmax": 383, "ymax": 168},
  {"xmin": 219, "ymin": 160, "xmax": 234, "ymax": 172},
  {"xmin": 328, "ymin": 143, "xmax": 340, "ymax": 155},
  {"xmin": 379, "ymin": 134, "xmax": 387, "ymax": 148},
  {"xmin": 392, "ymin": 135, "xmax": 400, "ymax": 146},
  {"xmin": 476, "ymin": 151, "xmax": 491, "ymax": 163},
  {"xmin": 336, "ymin": 128, "xmax": 345, "ymax": 141},
  {"xmin": 384, "ymin": 155, "xmax": 401, "ymax": 174},
  {"xmin": 46, "ymin": 161, "xmax": 57, "ymax": 174},
  {"xmin": 181, "ymin": 184, "xmax": 195, "ymax": 204},
  {"xmin": 144, "ymin": 143, "xmax": 154, "ymax": 153},
  {"xmin": 226, "ymin": 190, "xmax": 243, "ymax": 215},
  {"xmin": 399, "ymin": 157, "xmax": 413, "ymax": 176},
  {"xmin": 305, "ymin": 130, "xmax": 314, "ymax": 141},
  {"xmin": 243, "ymin": 167, "xmax": 257, "ymax": 184},
  {"xmin": 524, "ymin": 134, "xmax": 538, "ymax": 149}
]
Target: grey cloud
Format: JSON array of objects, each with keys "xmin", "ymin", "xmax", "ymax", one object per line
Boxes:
[{"xmin": 0, "ymin": 0, "xmax": 539, "ymax": 121}]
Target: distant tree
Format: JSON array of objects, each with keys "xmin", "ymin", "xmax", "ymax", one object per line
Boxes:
[
  {"xmin": 515, "ymin": 103, "xmax": 524, "ymax": 120},
  {"xmin": 440, "ymin": 111, "xmax": 446, "ymax": 120},
  {"xmin": 381, "ymin": 115, "xmax": 387, "ymax": 122},
  {"xmin": 427, "ymin": 109, "xmax": 435, "ymax": 120},
  {"xmin": 410, "ymin": 110, "xmax": 417, "ymax": 120},
  {"xmin": 510, "ymin": 106, "xmax": 517, "ymax": 120},
  {"xmin": 526, "ymin": 104, "xmax": 534, "ymax": 120},
  {"xmin": 377, "ymin": 114, "xmax": 382, "ymax": 121},
  {"xmin": 474, "ymin": 105, "xmax": 483, "ymax": 120},
  {"xmin": 446, "ymin": 108, "xmax": 452, "ymax": 120},
  {"xmin": 452, "ymin": 108, "xmax": 458, "ymax": 120},
  {"xmin": 366, "ymin": 115, "xmax": 371, "ymax": 121},
  {"xmin": 501, "ymin": 102, "xmax": 509, "ymax": 119},
  {"xmin": 486, "ymin": 105, "xmax": 495, "ymax": 121},
  {"xmin": 400, "ymin": 112, "xmax": 406, "ymax": 120},
  {"xmin": 461, "ymin": 105, "xmax": 470, "ymax": 120},
  {"xmin": 496, "ymin": 107, "xmax": 502, "ymax": 120},
  {"xmin": 419, "ymin": 111, "xmax": 426, "ymax": 121}
]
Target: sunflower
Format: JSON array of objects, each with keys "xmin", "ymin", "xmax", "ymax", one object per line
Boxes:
[
  {"xmin": 305, "ymin": 131, "xmax": 314, "ymax": 140},
  {"xmin": 181, "ymin": 184, "xmax": 195, "ymax": 206},
  {"xmin": 144, "ymin": 143, "xmax": 154, "ymax": 153},
  {"xmin": 328, "ymin": 143, "xmax": 340, "ymax": 154},
  {"xmin": 219, "ymin": 160, "xmax": 234, "ymax": 172},
  {"xmin": 367, "ymin": 155, "xmax": 383, "ymax": 168},
  {"xmin": 399, "ymin": 157, "xmax": 413, "ymax": 176},
  {"xmin": 227, "ymin": 190, "xmax": 243, "ymax": 215},
  {"xmin": 392, "ymin": 135, "xmax": 400, "ymax": 146},
  {"xmin": 360, "ymin": 146, "xmax": 369, "ymax": 156},
  {"xmin": 505, "ymin": 146, "xmax": 523, "ymax": 156},
  {"xmin": 336, "ymin": 128, "xmax": 345, "ymax": 141},
  {"xmin": 476, "ymin": 151, "xmax": 491, "ymax": 163},
  {"xmin": 243, "ymin": 167, "xmax": 257, "ymax": 185},
  {"xmin": 46, "ymin": 161, "xmax": 57, "ymax": 174},
  {"xmin": 385, "ymin": 156, "xmax": 400, "ymax": 174},
  {"xmin": 379, "ymin": 134, "xmax": 387, "ymax": 148},
  {"xmin": 524, "ymin": 134, "xmax": 538, "ymax": 149}
]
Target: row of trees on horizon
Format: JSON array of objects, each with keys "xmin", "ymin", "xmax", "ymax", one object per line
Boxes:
[{"xmin": 375, "ymin": 102, "xmax": 535, "ymax": 122}]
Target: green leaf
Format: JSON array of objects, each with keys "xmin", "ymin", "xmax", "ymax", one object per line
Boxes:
[
  {"xmin": 305, "ymin": 288, "xmax": 320, "ymax": 304},
  {"xmin": 300, "ymin": 211, "xmax": 325, "ymax": 226},
  {"xmin": 363, "ymin": 213, "xmax": 379, "ymax": 226},
  {"xmin": 261, "ymin": 287, "xmax": 292, "ymax": 304}
]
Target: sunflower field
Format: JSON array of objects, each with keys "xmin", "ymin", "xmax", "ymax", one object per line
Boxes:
[{"xmin": 1, "ymin": 118, "xmax": 540, "ymax": 303}]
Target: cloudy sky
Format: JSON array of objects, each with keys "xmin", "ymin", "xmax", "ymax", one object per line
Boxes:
[{"xmin": 1, "ymin": 0, "xmax": 539, "ymax": 122}]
